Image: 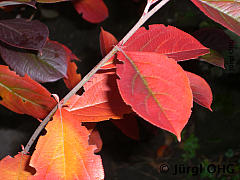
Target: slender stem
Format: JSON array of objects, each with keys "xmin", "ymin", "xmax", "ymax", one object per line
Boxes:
[{"xmin": 22, "ymin": 0, "xmax": 171, "ymax": 154}]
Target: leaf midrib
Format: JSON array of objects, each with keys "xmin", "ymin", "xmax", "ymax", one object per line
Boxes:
[
  {"xmin": 0, "ymin": 75, "xmax": 45, "ymax": 107},
  {"xmin": 121, "ymin": 51, "xmax": 168, "ymax": 117}
]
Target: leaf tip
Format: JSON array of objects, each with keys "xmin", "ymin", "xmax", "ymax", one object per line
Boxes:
[
  {"xmin": 177, "ymin": 134, "xmax": 181, "ymax": 142},
  {"xmin": 208, "ymin": 106, "xmax": 213, "ymax": 112}
]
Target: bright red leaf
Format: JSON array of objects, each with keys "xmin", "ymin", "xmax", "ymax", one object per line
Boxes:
[
  {"xmin": 0, "ymin": 153, "xmax": 35, "ymax": 179},
  {"xmin": 123, "ymin": 24, "xmax": 209, "ymax": 61},
  {"xmin": 0, "ymin": 39, "xmax": 71, "ymax": 83},
  {"xmin": 0, "ymin": 18, "xmax": 48, "ymax": 51},
  {"xmin": 191, "ymin": 0, "xmax": 240, "ymax": 36},
  {"xmin": 116, "ymin": 51, "xmax": 193, "ymax": 141},
  {"xmin": 73, "ymin": 0, "xmax": 108, "ymax": 23},
  {"xmin": 186, "ymin": 71, "xmax": 213, "ymax": 111},
  {"xmin": 66, "ymin": 72, "xmax": 132, "ymax": 122},
  {"xmin": 0, "ymin": 65, "xmax": 56, "ymax": 119},
  {"xmin": 30, "ymin": 109, "xmax": 104, "ymax": 180},
  {"xmin": 99, "ymin": 27, "xmax": 118, "ymax": 69}
]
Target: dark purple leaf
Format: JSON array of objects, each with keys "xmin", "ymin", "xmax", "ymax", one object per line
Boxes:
[
  {"xmin": 0, "ymin": 40, "xmax": 69, "ymax": 83},
  {"xmin": 0, "ymin": 18, "xmax": 48, "ymax": 51}
]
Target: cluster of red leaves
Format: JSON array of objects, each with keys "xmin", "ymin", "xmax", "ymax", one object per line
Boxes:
[
  {"xmin": 0, "ymin": 23, "xmax": 216, "ymax": 179},
  {"xmin": 100, "ymin": 25, "xmax": 213, "ymax": 141}
]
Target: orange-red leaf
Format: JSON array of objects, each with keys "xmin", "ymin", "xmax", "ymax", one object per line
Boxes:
[
  {"xmin": 0, "ymin": 153, "xmax": 35, "ymax": 180},
  {"xmin": 66, "ymin": 72, "xmax": 131, "ymax": 122},
  {"xmin": 186, "ymin": 71, "xmax": 213, "ymax": 111},
  {"xmin": 0, "ymin": 65, "xmax": 56, "ymax": 119},
  {"xmin": 99, "ymin": 27, "xmax": 118, "ymax": 57},
  {"xmin": 116, "ymin": 51, "xmax": 193, "ymax": 141},
  {"xmin": 30, "ymin": 109, "xmax": 104, "ymax": 180},
  {"xmin": 73, "ymin": 0, "xmax": 108, "ymax": 23},
  {"xmin": 123, "ymin": 24, "xmax": 209, "ymax": 61},
  {"xmin": 191, "ymin": 0, "xmax": 240, "ymax": 36},
  {"xmin": 99, "ymin": 27, "xmax": 118, "ymax": 69},
  {"xmin": 63, "ymin": 61, "xmax": 81, "ymax": 90}
]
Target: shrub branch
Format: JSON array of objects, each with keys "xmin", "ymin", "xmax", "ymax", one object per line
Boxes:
[{"xmin": 23, "ymin": 0, "xmax": 171, "ymax": 154}]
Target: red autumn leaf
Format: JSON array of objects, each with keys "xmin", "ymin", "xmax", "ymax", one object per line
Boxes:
[
  {"xmin": 0, "ymin": 153, "xmax": 35, "ymax": 179},
  {"xmin": 99, "ymin": 27, "xmax": 118, "ymax": 57},
  {"xmin": 186, "ymin": 71, "xmax": 213, "ymax": 111},
  {"xmin": 66, "ymin": 72, "xmax": 132, "ymax": 122},
  {"xmin": 99, "ymin": 27, "xmax": 118, "ymax": 69},
  {"xmin": 0, "ymin": 18, "xmax": 48, "ymax": 51},
  {"xmin": 123, "ymin": 24, "xmax": 209, "ymax": 61},
  {"xmin": 63, "ymin": 60, "xmax": 81, "ymax": 90},
  {"xmin": 0, "ymin": 65, "xmax": 56, "ymax": 119},
  {"xmin": 191, "ymin": 0, "xmax": 240, "ymax": 36},
  {"xmin": 73, "ymin": 0, "xmax": 108, "ymax": 23},
  {"xmin": 30, "ymin": 109, "xmax": 104, "ymax": 180},
  {"xmin": 116, "ymin": 51, "xmax": 193, "ymax": 141},
  {"xmin": 0, "ymin": 39, "xmax": 71, "ymax": 83},
  {"xmin": 111, "ymin": 113, "xmax": 139, "ymax": 140}
]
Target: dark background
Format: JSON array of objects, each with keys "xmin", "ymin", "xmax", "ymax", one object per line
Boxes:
[{"xmin": 0, "ymin": 0, "xmax": 240, "ymax": 179}]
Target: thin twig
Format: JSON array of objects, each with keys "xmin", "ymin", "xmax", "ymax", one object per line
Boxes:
[
  {"xmin": 23, "ymin": 0, "xmax": 171, "ymax": 154},
  {"xmin": 120, "ymin": 0, "xmax": 171, "ymax": 45}
]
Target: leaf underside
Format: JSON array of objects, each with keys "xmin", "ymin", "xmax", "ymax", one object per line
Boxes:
[{"xmin": 191, "ymin": 0, "xmax": 240, "ymax": 36}]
